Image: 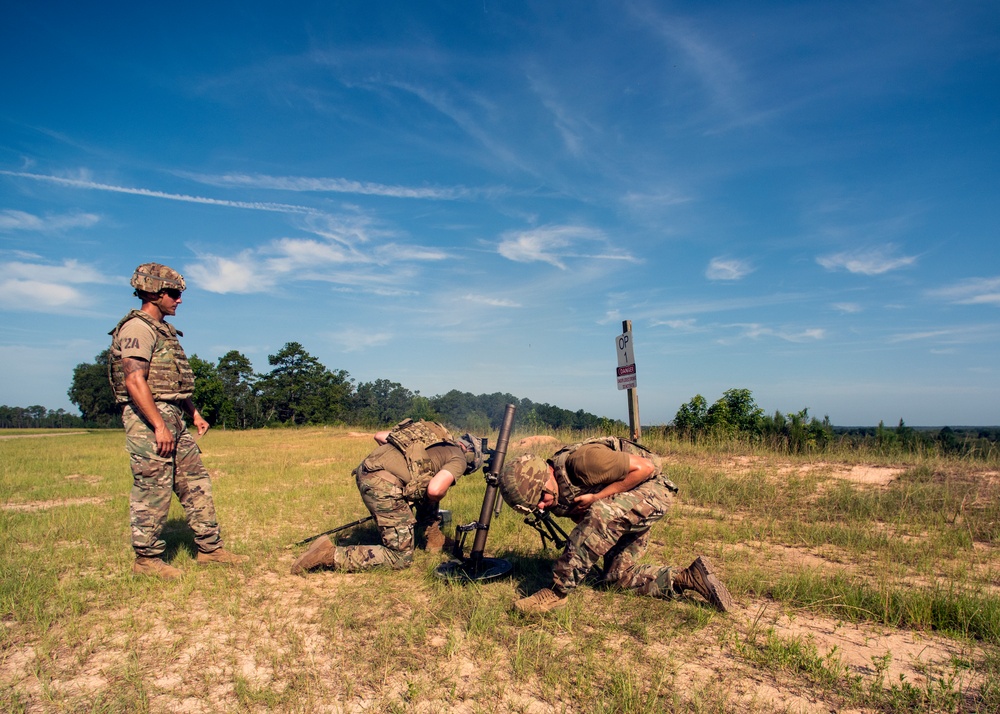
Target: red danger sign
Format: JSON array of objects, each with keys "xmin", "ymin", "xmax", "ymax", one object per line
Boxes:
[{"xmin": 616, "ymin": 364, "xmax": 637, "ymax": 390}]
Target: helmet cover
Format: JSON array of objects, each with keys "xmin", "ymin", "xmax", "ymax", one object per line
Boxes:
[
  {"xmin": 130, "ymin": 263, "xmax": 186, "ymax": 293},
  {"xmin": 498, "ymin": 454, "xmax": 550, "ymax": 513}
]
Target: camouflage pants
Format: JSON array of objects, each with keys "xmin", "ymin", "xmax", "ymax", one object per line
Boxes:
[
  {"xmin": 124, "ymin": 403, "xmax": 222, "ymax": 558},
  {"xmin": 552, "ymin": 478, "xmax": 676, "ymax": 598},
  {"xmin": 330, "ymin": 466, "xmax": 439, "ymax": 571}
]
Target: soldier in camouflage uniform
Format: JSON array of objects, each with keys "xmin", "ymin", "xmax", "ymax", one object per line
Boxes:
[
  {"xmin": 291, "ymin": 421, "xmax": 483, "ymax": 574},
  {"xmin": 109, "ymin": 263, "xmax": 248, "ymax": 579},
  {"xmin": 498, "ymin": 439, "xmax": 732, "ymax": 614}
]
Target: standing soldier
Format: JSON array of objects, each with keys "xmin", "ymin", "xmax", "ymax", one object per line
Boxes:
[
  {"xmin": 497, "ymin": 438, "xmax": 732, "ymax": 614},
  {"xmin": 291, "ymin": 419, "xmax": 482, "ymax": 574},
  {"xmin": 109, "ymin": 263, "xmax": 247, "ymax": 579}
]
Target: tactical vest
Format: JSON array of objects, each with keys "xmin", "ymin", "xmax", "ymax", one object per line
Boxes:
[
  {"xmin": 108, "ymin": 310, "xmax": 195, "ymax": 404},
  {"xmin": 385, "ymin": 419, "xmax": 460, "ymax": 499},
  {"xmin": 547, "ymin": 437, "xmax": 677, "ymax": 518}
]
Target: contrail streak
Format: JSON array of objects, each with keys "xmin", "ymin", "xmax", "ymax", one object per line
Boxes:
[{"xmin": 0, "ymin": 170, "xmax": 320, "ymax": 215}]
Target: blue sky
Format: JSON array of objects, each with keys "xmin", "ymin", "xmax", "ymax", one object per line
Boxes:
[{"xmin": 2, "ymin": 1, "xmax": 998, "ymax": 427}]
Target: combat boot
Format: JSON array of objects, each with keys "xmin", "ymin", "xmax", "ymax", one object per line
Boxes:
[
  {"xmin": 672, "ymin": 556, "xmax": 732, "ymax": 612},
  {"xmin": 514, "ymin": 588, "xmax": 568, "ymax": 614},
  {"xmin": 196, "ymin": 548, "xmax": 249, "ymax": 565},
  {"xmin": 291, "ymin": 535, "xmax": 337, "ymax": 575},
  {"xmin": 133, "ymin": 556, "xmax": 182, "ymax": 580}
]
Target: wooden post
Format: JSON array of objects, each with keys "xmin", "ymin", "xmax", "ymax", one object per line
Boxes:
[{"xmin": 623, "ymin": 319, "xmax": 641, "ymax": 441}]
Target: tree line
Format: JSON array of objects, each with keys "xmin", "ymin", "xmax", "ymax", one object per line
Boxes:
[
  {"xmin": 7, "ymin": 350, "xmax": 996, "ymax": 456},
  {"xmin": 0, "ymin": 405, "xmax": 87, "ymax": 429},
  {"xmin": 663, "ymin": 388, "xmax": 999, "ymax": 457},
  {"xmin": 61, "ymin": 341, "xmax": 622, "ymax": 433}
]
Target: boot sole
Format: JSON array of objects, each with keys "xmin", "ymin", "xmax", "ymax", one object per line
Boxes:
[{"xmin": 689, "ymin": 556, "xmax": 733, "ymax": 612}]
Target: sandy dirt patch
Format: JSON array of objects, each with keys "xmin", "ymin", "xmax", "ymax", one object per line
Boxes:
[
  {"xmin": 709, "ymin": 455, "xmax": 906, "ymax": 486},
  {"xmin": 512, "ymin": 435, "xmax": 563, "ymax": 450}
]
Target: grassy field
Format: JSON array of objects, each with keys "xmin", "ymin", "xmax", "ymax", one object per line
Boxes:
[{"xmin": 2, "ymin": 426, "xmax": 999, "ymax": 713}]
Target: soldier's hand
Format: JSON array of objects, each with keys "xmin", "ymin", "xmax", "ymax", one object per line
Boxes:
[
  {"xmin": 571, "ymin": 493, "xmax": 599, "ymax": 511},
  {"xmin": 193, "ymin": 413, "xmax": 210, "ymax": 436},
  {"xmin": 154, "ymin": 424, "xmax": 176, "ymax": 457}
]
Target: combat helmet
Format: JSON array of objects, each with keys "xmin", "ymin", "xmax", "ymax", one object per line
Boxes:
[
  {"xmin": 498, "ymin": 454, "xmax": 550, "ymax": 513},
  {"xmin": 458, "ymin": 433, "xmax": 484, "ymax": 473},
  {"xmin": 131, "ymin": 263, "xmax": 186, "ymax": 294}
]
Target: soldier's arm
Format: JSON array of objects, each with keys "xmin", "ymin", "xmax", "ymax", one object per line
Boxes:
[
  {"xmin": 123, "ymin": 357, "xmax": 176, "ymax": 457},
  {"xmin": 425, "ymin": 469, "xmax": 457, "ymax": 501},
  {"xmin": 572, "ymin": 454, "xmax": 655, "ymax": 509}
]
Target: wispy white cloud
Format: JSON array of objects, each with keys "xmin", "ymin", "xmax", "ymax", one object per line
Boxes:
[
  {"xmin": 633, "ymin": 293, "xmax": 809, "ymax": 324},
  {"xmin": 497, "ymin": 225, "xmax": 631, "ymax": 270},
  {"xmin": 266, "ymin": 238, "xmax": 360, "ymax": 272},
  {"xmin": 462, "ymin": 294, "xmax": 521, "ymax": 308},
  {"xmin": 832, "ymin": 302, "xmax": 863, "ymax": 314},
  {"xmin": 706, "ymin": 257, "xmax": 753, "ymax": 281},
  {"xmin": 816, "ymin": 245, "xmax": 917, "ymax": 275},
  {"xmin": 379, "ymin": 79, "xmax": 529, "ymax": 173},
  {"xmin": 184, "ymin": 172, "xmax": 476, "ymax": 200},
  {"xmin": 635, "ymin": 4, "xmax": 746, "ymax": 118},
  {"xmin": 0, "ymin": 280, "xmax": 83, "ymax": 312},
  {"xmin": 652, "ymin": 318, "xmax": 700, "ymax": 331},
  {"xmin": 888, "ymin": 325, "xmax": 1000, "ymax": 344},
  {"xmin": 728, "ymin": 323, "xmax": 826, "ymax": 343},
  {"xmin": 185, "ymin": 253, "xmax": 275, "ymax": 294},
  {"xmin": 0, "ymin": 209, "xmax": 99, "ymax": 232},
  {"xmin": 0, "ymin": 170, "xmax": 321, "ymax": 217},
  {"xmin": 887, "ymin": 329, "xmax": 959, "ymax": 343},
  {"xmin": 378, "ymin": 243, "xmax": 449, "ymax": 262},
  {"xmin": 598, "ymin": 309, "xmax": 622, "ymax": 325},
  {"xmin": 498, "ymin": 226, "xmax": 579, "ymax": 270},
  {"xmin": 526, "ymin": 73, "xmax": 589, "ymax": 157},
  {"xmin": 186, "ymin": 230, "xmax": 446, "ymax": 295},
  {"xmin": 0, "ymin": 259, "xmax": 108, "ymax": 312},
  {"xmin": 3, "ymin": 258, "xmax": 107, "ymax": 285},
  {"xmin": 927, "ymin": 277, "xmax": 1000, "ymax": 306},
  {"xmin": 621, "ymin": 189, "xmax": 692, "ymax": 211},
  {"xmin": 328, "ymin": 327, "xmax": 393, "ymax": 353}
]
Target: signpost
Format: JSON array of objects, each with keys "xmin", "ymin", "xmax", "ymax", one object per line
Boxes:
[{"xmin": 616, "ymin": 320, "xmax": 641, "ymax": 440}]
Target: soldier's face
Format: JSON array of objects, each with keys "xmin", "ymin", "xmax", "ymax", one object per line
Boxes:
[
  {"xmin": 537, "ymin": 471, "xmax": 558, "ymax": 510},
  {"xmin": 156, "ymin": 289, "xmax": 182, "ymax": 315}
]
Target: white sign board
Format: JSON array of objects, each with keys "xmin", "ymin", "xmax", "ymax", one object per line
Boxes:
[{"xmin": 615, "ymin": 331, "xmax": 637, "ymax": 390}]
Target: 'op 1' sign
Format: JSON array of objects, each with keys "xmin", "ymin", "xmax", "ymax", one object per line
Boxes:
[{"xmin": 615, "ymin": 331, "xmax": 637, "ymax": 390}]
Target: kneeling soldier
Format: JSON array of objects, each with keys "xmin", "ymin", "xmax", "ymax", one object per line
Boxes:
[
  {"xmin": 292, "ymin": 421, "xmax": 482, "ymax": 574},
  {"xmin": 498, "ymin": 439, "xmax": 732, "ymax": 614}
]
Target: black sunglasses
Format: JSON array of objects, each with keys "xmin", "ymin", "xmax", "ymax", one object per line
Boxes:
[{"xmin": 161, "ymin": 288, "xmax": 182, "ymax": 300}]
